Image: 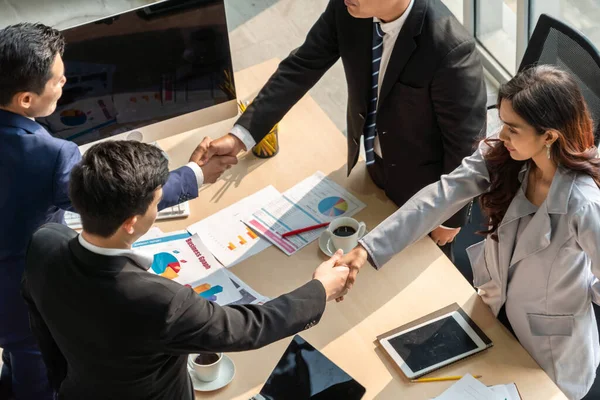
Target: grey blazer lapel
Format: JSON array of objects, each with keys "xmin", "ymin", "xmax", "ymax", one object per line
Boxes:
[{"xmin": 504, "ymin": 166, "xmax": 575, "ymax": 267}]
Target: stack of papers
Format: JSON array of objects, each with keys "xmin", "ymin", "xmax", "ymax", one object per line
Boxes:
[
  {"xmin": 187, "ymin": 186, "xmax": 280, "ymax": 267},
  {"xmin": 132, "ymin": 231, "xmax": 267, "ymax": 306},
  {"xmin": 435, "ymin": 375, "xmax": 521, "ymax": 400},
  {"xmin": 242, "ymin": 171, "xmax": 366, "ymax": 256}
]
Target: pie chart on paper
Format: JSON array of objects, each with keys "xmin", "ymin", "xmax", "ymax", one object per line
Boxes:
[
  {"xmin": 318, "ymin": 196, "xmax": 349, "ymax": 217},
  {"xmin": 151, "ymin": 252, "xmax": 182, "ymax": 279}
]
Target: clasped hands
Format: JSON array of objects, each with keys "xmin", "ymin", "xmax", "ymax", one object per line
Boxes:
[
  {"xmin": 328, "ymin": 225, "xmax": 460, "ymax": 301},
  {"xmin": 328, "ymin": 245, "xmax": 369, "ymax": 302},
  {"xmin": 189, "ymin": 134, "xmax": 246, "ymax": 183}
]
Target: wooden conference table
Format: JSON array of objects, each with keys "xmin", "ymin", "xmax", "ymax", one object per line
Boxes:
[{"xmin": 155, "ymin": 59, "xmax": 567, "ymax": 399}]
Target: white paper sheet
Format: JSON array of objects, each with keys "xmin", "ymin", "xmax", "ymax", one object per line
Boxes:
[
  {"xmin": 224, "ymin": 270, "xmax": 269, "ymax": 305},
  {"xmin": 242, "ymin": 171, "xmax": 366, "ymax": 256},
  {"xmin": 187, "ymin": 186, "xmax": 280, "ymax": 267},
  {"xmin": 132, "ymin": 232, "xmax": 224, "ymax": 286},
  {"xmin": 435, "ymin": 375, "xmax": 502, "ymax": 400},
  {"xmin": 489, "ymin": 383, "xmax": 521, "ymax": 400},
  {"xmin": 135, "ymin": 227, "xmax": 165, "ymax": 242},
  {"xmin": 184, "ymin": 268, "xmax": 242, "ymax": 306}
]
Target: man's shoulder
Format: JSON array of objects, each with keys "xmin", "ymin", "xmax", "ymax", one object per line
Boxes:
[
  {"xmin": 0, "ymin": 123, "xmax": 77, "ymax": 159},
  {"xmin": 422, "ymin": 0, "xmax": 476, "ymax": 56},
  {"xmin": 31, "ymin": 223, "xmax": 76, "ymax": 251}
]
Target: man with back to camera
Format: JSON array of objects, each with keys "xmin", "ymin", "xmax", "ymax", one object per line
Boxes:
[
  {"xmin": 21, "ymin": 140, "xmax": 351, "ymax": 400},
  {"xmin": 0, "ymin": 23, "xmax": 235, "ymax": 399},
  {"xmin": 197, "ymin": 0, "xmax": 487, "ymax": 270}
]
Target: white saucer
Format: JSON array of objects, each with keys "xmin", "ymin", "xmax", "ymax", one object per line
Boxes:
[
  {"xmin": 187, "ymin": 355, "xmax": 235, "ymax": 392},
  {"xmin": 319, "ymin": 232, "xmax": 337, "ymax": 257},
  {"xmin": 318, "ymin": 230, "xmax": 366, "ymax": 257}
]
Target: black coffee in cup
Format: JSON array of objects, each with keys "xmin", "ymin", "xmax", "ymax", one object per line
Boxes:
[
  {"xmin": 332, "ymin": 226, "xmax": 357, "ymax": 237},
  {"xmin": 195, "ymin": 352, "xmax": 220, "ymax": 365}
]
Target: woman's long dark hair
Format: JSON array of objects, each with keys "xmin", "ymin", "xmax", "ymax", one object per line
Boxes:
[{"xmin": 480, "ymin": 65, "xmax": 600, "ymax": 240}]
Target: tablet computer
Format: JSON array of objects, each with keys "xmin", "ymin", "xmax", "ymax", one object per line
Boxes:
[{"xmin": 378, "ymin": 304, "xmax": 492, "ymax": 379}]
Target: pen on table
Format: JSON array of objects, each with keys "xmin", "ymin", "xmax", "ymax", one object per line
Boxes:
[
  {"xmin": 282, "ymin": 222, "xmax": 330, "ymax": 238},
  {"xmin": 410, "ymin": 375, "xmax": 482, "ymax": 383}
]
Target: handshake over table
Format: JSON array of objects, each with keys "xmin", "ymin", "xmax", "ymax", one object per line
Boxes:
[
  {"xmin": 188, "ymin": 134, "xmax": 247, "ymax": 183},
  {"xmin": 191, "ymin": 132, "xmax": 373, "ymax": 302}
]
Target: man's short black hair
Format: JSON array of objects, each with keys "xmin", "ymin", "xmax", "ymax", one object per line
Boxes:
[
  {"xmin": 69, "ymin": 141, "xmax": 170, "ymax": 237},
  {"xmin": 0, "ymin": 23, "xmax": 65, "ymax": 106}
]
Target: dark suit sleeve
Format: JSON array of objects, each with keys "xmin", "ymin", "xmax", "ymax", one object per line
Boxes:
[
  {"xmin": 157, "ymin": 166, "xmax": 199, "ymax": 210},
  {"xmin": 52, "ymin": 140, "xmax": 81, "ymax": 211},
  {"xmin": 21, "ymin": 269, "xmax": 67, "ymax": 391},
  {"xmin": 431, "ymin": 39, "xmax": 487, "ymax": 227},
  {"xmin": 159, "ymin": 280, "xmax": 326, "ymax": 354},
  {"xmin": 235, "ymin": 0, "xmax": 340, "ymax": 143}
]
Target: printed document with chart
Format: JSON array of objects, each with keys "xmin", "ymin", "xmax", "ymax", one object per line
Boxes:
[
  {"xmin": 132, "ymin": 232, "xmax": 242, "ymax": 305},
  {"xmin": 242, "ymin": 171, "xmax": 366, "ymax": 255},
  {"xmin": 187, "ymin": 186, "xmax": 281, "ymax": 267}
]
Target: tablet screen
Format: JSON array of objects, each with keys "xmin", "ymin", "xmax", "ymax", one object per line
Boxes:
[
  {"xmin": 259, "ymin": 335, "xmax": 365, "ymax": 399},
  {"xmin": 387, "ymin": 315, "xmax": 478, "ymax": 372}
]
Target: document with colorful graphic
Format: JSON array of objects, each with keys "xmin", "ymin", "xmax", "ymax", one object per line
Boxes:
[
  {"xmin": 187, "ymin": 186, "xmax": 280, "ymax": 267},
  {"xmin": 242, "ymin": 171, "xmax": 366, "ymax": 256},
  {"xmin": 133, "ymin": 232, "xmax": 222, "ymax": 286},
  {"xmin": 184, "ymin": 268, "xmax": 242, "ymax": 306}
]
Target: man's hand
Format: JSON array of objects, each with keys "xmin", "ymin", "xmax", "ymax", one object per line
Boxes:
[
  {"xmin": 196, "ymin": 133, "xmax": 246, "ymax": 165},
  {"xmin": 429, "ymin": 226, "xmax": 461, "ymax": 246},
  {"xmin": 313, "ymin": 249, "xmax": 351, "ymax": 302},
  {"xmin": 189, "ymin": 137, "xmax": 238, "ymax": 183},
  {"xmin": 198, "ymin": 155, "xmax": 238, "ymax": 184},
  {"xmin": 336, "ymin": 245, "xmax": 368, "ymax": 292}
]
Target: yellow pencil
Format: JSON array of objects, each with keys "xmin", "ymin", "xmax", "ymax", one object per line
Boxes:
[
  {"xmin": 410, "ymin": 375, "xmax": 482, "ymax": 383},
  {"xmin": 261, "ymin": 140, "xmax": 276, "ymax": 154}
]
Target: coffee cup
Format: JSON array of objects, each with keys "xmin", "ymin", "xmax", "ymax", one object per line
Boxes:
[
  {"xmin": 188, "ymin": 352, "xmax": 223, "ymax": 382},
  {"xmin": 323, "ymin": 217, "xmax": 366, "ymax": 254}
]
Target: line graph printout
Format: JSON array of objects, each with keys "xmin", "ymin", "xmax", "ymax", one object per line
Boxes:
[{"xmin": 243, "ymin": 171, "xmax": 365, "ymax": 255}]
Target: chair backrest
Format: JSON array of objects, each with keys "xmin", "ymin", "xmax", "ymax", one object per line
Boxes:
[{"xmin": 519, "ymin": 13, "xmax": 600, "ymax": 145}]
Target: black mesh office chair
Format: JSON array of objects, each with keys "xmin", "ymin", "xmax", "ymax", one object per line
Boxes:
[
  {"xmin": 519, "ymin": 13, "xmax": 600, "ymax": 144},
  {"xmin": 454, "ymin": 13, "xmax": 600, "ymax": 281}
]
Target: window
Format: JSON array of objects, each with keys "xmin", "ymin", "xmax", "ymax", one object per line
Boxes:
[
  {"xmin": 475, "ymin": 0, "xmax": 518, "ymax": 75},
  {"xmin": 442, "ymin": 0, "xmax": 464, "ymax": 23},
  {"xmin": 530, "ymin": 0, "xmax": 600, "ymax": 46}
]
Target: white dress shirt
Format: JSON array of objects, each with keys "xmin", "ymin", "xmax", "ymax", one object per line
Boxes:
[
  {"xmin": 184, "ymin": 162, "xmax": 204, "ymax": 187},
  {"xmin": 78, "ymin": 234, "xmax": 154, "ymax": 270},
  {"xmin": 230, "ymin": 1, "xmax": 450, "ymax": 231}
]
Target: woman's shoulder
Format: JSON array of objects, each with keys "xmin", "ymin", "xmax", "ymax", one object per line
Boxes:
[{"xmin": 568, "ymin": 171, "xmax": 600, "ymax": 211}]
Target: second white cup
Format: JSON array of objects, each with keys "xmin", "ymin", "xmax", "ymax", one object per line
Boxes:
[
  {"xmin": 188, "ymin": 352, "xmax": 223, "ymax": 382},
  {"xmin": 323, "ymin": 217, "xmax": 366, "ymax": 254}
]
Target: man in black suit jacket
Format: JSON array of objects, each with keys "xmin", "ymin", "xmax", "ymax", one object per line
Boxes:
[
  {"xmin": 200, "ymin": 0, "xmax": 487, "ymax": 264},
  {"xmin": 21, "ymin": 141, "xmax": 350, "ymax": 400}
]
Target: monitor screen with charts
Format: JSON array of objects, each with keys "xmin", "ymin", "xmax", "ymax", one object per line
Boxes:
[
  {"xmin": 251, "ymin": 335, "xmax": 366, "ymax": 400},
  {"xmin": 38, "ymin": 0, "xmax": 237, "ymax": 148}
]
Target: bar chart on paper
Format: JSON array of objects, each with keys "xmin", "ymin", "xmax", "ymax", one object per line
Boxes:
[
  {"xmin": 243, "ymin": 171, "xmax": 366, "ymax": 256},
  {"xmin": 187, "ymin": 186, "xmax": 281, "ymax": 267},
  {"xmin": 186, "ymin": 269, "xmax": 242, "ymax": 305}
]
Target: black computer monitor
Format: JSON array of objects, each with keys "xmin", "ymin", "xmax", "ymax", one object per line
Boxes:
[{"xmin": 38, "ymin": 0, "xmax": 237, "ymax": 147}]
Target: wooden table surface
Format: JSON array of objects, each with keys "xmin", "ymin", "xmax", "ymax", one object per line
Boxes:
[{"xmin": 155, "ymin": 59, "xmax": 567, "ymax": 400}]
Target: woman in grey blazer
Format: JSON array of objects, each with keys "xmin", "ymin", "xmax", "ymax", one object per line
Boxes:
[{"xmin": 341, "ymin": 66, "xmax": 600, "ymax": 399}]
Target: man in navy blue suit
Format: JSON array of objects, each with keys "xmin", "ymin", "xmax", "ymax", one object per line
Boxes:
[{"xmin": 0, "ymin": 23, "xmax": 235, "ymax": 399}]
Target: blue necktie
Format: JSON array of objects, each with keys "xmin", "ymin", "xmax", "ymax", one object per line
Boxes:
[{"xmin": 365, "ymin": 22, "xmax": 385, "ymax": 166}]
